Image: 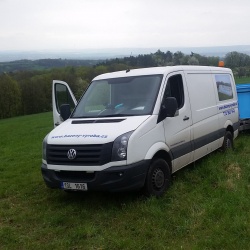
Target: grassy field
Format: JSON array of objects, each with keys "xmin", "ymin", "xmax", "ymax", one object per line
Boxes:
[
  {"xmin": 0, "ymin": 112, "xmax": 250, "ymax": 250},
  {"xmin": 235, "ymin": 76, "xmax": 250, "ymax": 84}
]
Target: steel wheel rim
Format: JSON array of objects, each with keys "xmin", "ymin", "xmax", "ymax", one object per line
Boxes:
[{"xmin": 152, "ymin": 168, "xmax": 165, "ymax": 189}]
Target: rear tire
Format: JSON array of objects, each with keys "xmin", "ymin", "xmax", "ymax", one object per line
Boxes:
[
  {"xmin": 143, "ymin": 158, "xmax": 171, "ymax": 197},
  {"xmin": 222, "ymin": 131, "xmax": 233, "ymax": 151}
]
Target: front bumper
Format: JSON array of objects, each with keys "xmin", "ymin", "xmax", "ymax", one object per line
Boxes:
[{"xmin": 41, "ymin": 160, "xmax": 150, "ymax": 192}]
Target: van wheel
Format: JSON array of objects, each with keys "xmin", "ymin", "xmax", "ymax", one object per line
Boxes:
[
  {"xmin": 222, "ymin": 131, "xmax": 233, "ymax": 151},
  {"xmin": 144, "ymin": 158, "xmax": 171, "ymax": 197}
]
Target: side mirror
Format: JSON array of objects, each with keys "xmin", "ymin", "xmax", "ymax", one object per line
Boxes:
[
  {"xmin": 60, "ymin": 104, "xmax": 71, "ymax": 121},
  {"xmin": 158, "ymin": 97, "xmax": 178, "ymax": 123}
]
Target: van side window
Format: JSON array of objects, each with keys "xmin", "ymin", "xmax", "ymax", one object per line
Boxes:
[
  {"xmin": 55, "ymin": 83, "xmax": 75, "ymax": 113},
  {"xmin": 215, "ymin": 74, "xmax": 234, "ymax": 101},
  {"xmin": 164, "ymin": 74, "xmax": 184, "ymax": 109}
]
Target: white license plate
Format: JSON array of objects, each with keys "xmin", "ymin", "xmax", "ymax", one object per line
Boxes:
[{"xmin": 61, "ymin": 182, "xmax": 88, "ymax": 191}]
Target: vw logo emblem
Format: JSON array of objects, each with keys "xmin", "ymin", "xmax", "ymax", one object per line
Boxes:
[{"xmin": 67, "ymin": 149, "xmax": 77, "ymax": 160}]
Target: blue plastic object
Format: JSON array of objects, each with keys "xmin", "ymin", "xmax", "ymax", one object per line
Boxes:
[{"xmin": 236, "ymin": 83, "xmax": 250, "ymax": 119}]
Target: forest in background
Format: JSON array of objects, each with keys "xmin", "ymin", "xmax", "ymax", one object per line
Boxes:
[
  {"xmin": 1, "ymin": 50, "xmax": 250, "ymax": 119},
  {"xmin": 0, "ymin": 58, "xmax": 103, "ymax": 73}
]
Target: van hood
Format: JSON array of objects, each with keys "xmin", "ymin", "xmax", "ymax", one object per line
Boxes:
[{"xmin": 47, "ymin": 116, "xmax": 150, "ymax": 145}]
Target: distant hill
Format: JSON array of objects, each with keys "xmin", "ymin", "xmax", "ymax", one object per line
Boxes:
[
  {"xmin": 1, "ymin": 45, "xmax": 250, "ymax": 63},
  {"xmin": 0, "ymin": 58, "xmax": 103, "ymax": 73},
  {"xmin": 1, "ymin": 45, "xmax": 250, "ymax": 73}
]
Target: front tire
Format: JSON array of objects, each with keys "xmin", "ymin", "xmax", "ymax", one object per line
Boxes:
[{"xmin": 143, "ymin": 158, "xmax": 171, "ymax": 197}]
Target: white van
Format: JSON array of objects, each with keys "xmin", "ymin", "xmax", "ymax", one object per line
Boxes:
[{"xmin": 41, "ymin": 66, "xmax": 239, "ymax": 197}]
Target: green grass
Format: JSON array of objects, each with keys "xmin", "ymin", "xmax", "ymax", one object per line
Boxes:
[
  {"xmin": 0, "ymin": 112, "xmax": 250, "ymax": 249},
  {"xmin": 235, "ymin": 76, "xmax": 250, "ymax": 84}
]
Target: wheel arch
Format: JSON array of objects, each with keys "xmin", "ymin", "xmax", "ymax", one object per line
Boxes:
[
  {"xmin": 224, "ymin": 120, "xmax": 234, "ymax": 134},
  {"xmin": 152, "ymin": 150, "xmax": 173, "ymax": 174},
  {"xmin": 226, "ymin": 124, "xmax": 234, "ymax": 135}
]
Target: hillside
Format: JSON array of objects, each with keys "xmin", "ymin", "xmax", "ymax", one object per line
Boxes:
[
  {"xmin": 1, "ymin": 45, "xmax": 250, "ymax": 62},
  {"xmin": 0, "ymin": 58, "xmax": 103, "ymax": 73}
]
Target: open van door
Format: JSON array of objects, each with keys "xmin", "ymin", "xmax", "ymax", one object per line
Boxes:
[{"xmin": 52, "ymin": 80, "xmax": 77, "ymax": 127}]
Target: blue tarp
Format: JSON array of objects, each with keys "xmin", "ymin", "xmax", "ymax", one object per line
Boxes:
[{"xmin": 236, "ymin": 83, "xmax": 250, "ymax": 119}]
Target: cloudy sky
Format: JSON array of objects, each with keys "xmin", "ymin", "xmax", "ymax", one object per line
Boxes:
[{"xmin": 0, "ymin": 0, "xmax": 250, "ymax": 51}]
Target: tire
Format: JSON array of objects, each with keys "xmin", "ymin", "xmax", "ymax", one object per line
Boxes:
[
  {"xmin": 221, "ymin": 131, "xmax": 233, "ymax": 151},
  {"xmin": 143, "ymin": 158, "xmax": 171, "ymax": 197}
]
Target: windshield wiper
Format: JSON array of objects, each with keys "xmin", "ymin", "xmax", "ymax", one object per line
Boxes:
[{"xmin": 72, "ymin": 114, "xmax": 139, "ymax": 119}]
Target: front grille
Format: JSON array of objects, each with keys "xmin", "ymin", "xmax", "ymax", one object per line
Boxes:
[
  {"xmin": 47, "ymin": 143, "xmax": 112, "ymax": 166},
  {"xmin": 55, "ymin": 171, "xmax": 95, "ymax": 182}
]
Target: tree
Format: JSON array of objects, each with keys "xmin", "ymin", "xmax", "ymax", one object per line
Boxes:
[
  {"xmin": 237, "ymin": 67, "xmax": 247, "ymax": 78},
  {"xmin": 165, "ymin": 51, "xmax": 173, "ymax": 64},
  {"xmin": 173, "ymin": 51, "xmax": 185, "ymax": 65},
  {"xmin": 153, "ymin": 50, "xmax": 165, "ymax": 66},
  {"xmin": 207, "ymin": 56, "xmax": 220, "ymax": 66},
  {"xmin": 0, "ymin": 74, "xmax": 21, "ymax": 118},
  {"xmin": 225, "ymin": 51, "xmax": 250, "ymax": 68},
  {"xmin": 188, "ymin": 56, "xmax": 199, "ymax": 65}
]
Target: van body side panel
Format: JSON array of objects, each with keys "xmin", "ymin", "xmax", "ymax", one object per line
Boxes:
[{"xmin": 185, "ymin": 72, "xmax": 220, "ymax": 161}]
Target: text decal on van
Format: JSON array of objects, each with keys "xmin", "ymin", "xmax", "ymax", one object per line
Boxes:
[
  {"xmin": 218, "ymin": 102, "xmax": 238, "ymax": 111},
  {"xmin": 223, "ymin": 109, "xmax": 236, "ymax": 116},
  {"xmin": 51, "ymin": 134, "xmax": 108, "ymax": 139},
  {"xmin": 218, "ymin": 102, "xmax": 238, "ymax": 116}
]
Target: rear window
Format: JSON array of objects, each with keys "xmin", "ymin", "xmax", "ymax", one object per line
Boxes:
[{"xmin": 215, "ymin": 74, "xmax": 234, "ymax": 101}]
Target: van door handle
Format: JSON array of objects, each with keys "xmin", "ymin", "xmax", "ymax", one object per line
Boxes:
[
  {"xmin": 183, "ymin": 116, "xmax": 189, "ymax": 121},
  {"xmin": 55, "ymin": 122, "xmax": 60, "ymax": 126}
]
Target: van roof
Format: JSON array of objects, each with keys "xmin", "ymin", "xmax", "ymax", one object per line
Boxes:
[{"xmin": 93, "ymin": 65, "xmax": 232, "ymax": 80}]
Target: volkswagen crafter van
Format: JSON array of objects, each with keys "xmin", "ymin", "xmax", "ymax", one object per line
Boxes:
[{"xmin": 41, "ymin": 66, "xmax": 239, "ymax": 197}]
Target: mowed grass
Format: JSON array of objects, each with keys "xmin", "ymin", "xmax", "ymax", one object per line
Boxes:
[
  {"xmin": 0, "ymin": 112, "xmax": 250, "ymax": 250},
  {"xmin": 235, "ymin": 76, "xmax": 250, "ymax": 84}
]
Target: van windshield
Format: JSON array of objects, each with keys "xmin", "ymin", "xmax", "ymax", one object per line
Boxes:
[{"xmin": 72, "ymin": 74, "xmax": 163, "ymax": 118}]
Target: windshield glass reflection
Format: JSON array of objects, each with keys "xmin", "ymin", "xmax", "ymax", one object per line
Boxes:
[{"xmin": 72, "ymin": 74, "xmax": 163, "ymax": 118}]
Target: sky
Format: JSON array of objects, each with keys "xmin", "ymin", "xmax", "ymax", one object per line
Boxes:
[{"xmin": 1, "ymin": 0, "xmax": 250, "ymax": 51}]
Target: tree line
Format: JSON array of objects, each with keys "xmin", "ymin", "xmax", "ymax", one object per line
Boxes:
[
  {"xmin": 1, "ymin": 50, "xmax": 250, "ymax": 119},
  {"xmin": 0, "ymin": 58, "xmax": 103, "ymax": 74}
]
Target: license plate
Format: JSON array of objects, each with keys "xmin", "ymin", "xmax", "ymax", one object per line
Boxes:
[{"xmin": 61, "ymin": 182, "xmax": 88, "ymax": 191}]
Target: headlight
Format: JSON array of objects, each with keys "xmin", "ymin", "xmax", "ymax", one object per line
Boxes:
[
  {"xmin": 112, "ymin": 131, "xmax": 134, "ymax": 161},
  {"xmin": 42, "ymin": 134, "xmax": 49, "ymax": 160}
]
